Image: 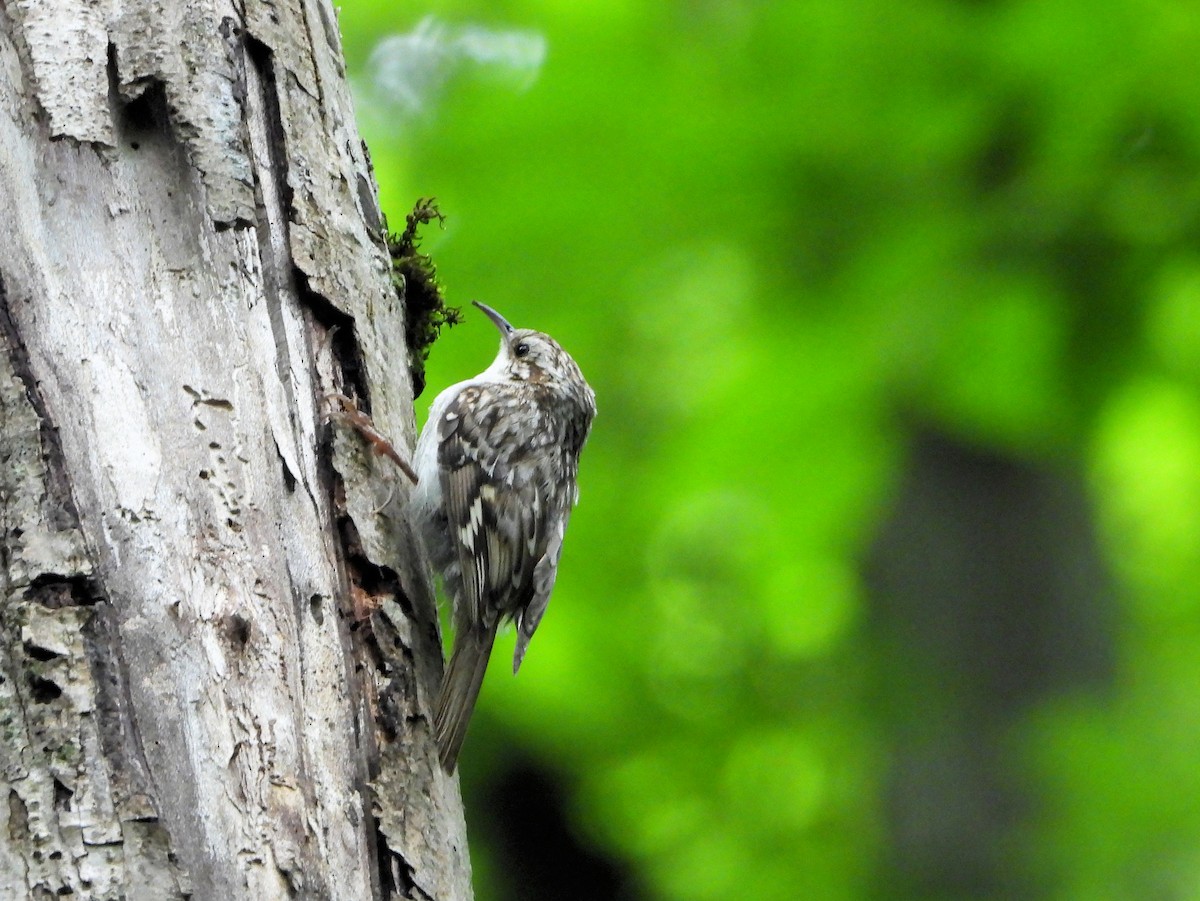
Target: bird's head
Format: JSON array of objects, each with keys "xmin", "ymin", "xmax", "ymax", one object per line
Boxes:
[{"xmin": 475, "ymin": 301, "xmax": 588, "ymax": 392}]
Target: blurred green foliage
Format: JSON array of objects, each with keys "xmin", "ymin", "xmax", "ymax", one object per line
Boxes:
[{"xmin": 338, "ymin": 2, "xmax": 1200, "ymax": 898}]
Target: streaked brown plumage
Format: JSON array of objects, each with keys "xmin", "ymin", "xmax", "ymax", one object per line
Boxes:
[{"xmin": 411, "ymin": 301, "xmax": 595, "ymax": 771}]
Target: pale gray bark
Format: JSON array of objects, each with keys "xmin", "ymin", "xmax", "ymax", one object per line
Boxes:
[{"xmin": 0, "ymin": 1, "xmax": 471, "ymax": 899}]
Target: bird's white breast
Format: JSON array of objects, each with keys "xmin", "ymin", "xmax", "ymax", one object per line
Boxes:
[{"xmin": 411, "ymin": 381, "xmax": 464, "ymax": 521}]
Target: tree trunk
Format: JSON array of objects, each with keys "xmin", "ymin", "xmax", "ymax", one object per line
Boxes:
[{"xmin": 0, "ymin": 2, "xmax": 471, "ymax": 899}]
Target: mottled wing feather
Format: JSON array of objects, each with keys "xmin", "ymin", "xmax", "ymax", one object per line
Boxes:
[
  {"xmin": 438, "ymin": 385, "xmax": 549, "ymax": 630},
  {"xmin": 514, "ymin": 512, "xmax": 568, "ymax": 670}
]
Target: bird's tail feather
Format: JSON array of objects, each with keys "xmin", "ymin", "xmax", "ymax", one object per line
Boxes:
[{"xmin": 434, "ymin": 625, "xmax": 497, "ymax": 772}]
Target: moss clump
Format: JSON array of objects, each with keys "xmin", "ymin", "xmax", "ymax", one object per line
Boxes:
[{"xmin": 385, "ymin": 198, "xmax": 463, "ymax": 398}]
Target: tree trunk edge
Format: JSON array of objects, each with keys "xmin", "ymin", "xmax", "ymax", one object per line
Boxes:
[{"xmin": 0, "ymin": 1, "xmax": 473, "ymax": 898}]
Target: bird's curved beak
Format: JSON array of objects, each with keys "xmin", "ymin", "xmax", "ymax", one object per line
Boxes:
[{"xmin": 473, "ymin": 300, "xmax": 515, "ymax": 335}]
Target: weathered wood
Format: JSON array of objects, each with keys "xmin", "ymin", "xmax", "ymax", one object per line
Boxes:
[{"xmin": 0, "ymin": 1, "xmax": 470, "ymax": 898}]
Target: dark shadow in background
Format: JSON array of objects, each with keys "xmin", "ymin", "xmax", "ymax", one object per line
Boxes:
[
  {"xmin": 865, "ymin": 428, "xmax": 1117, "ymax": 900},
  {"xmin": 476, "ymin": 757, "xmax": 643, "ymax": 901}
]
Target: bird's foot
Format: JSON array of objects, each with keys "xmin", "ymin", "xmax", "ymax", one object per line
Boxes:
[{"xmin": 323, "ymin": 393, "xmax": 419, "ymax": 484}]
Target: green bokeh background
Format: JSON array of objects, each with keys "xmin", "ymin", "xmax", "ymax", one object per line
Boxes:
[{"xmin": 338, "ymin": 3, "xmax": 1200, "ymax": 898}]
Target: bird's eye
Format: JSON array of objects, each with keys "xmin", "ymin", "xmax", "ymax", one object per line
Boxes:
[{"xmin": 515, "ymin": 342, "xmax": 530, "ymax": 357}]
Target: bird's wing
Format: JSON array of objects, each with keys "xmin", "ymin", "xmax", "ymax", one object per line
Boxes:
[
  {"xmin": 438, "ymin": 384, "xmax": 548, "ymax": 630},
  {"xmin": 514, "ymin": 510, "xmax": 570, "ymax": 672}
]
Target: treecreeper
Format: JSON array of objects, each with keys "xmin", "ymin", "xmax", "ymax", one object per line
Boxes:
[{"xmin": 336, "ymin": 301, "xmax": 596, "ymax": 771}]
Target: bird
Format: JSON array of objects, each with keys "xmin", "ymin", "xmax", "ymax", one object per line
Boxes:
[{"xmin": 410, "ymin": 301, "xmax": 596, "ymax": 771}]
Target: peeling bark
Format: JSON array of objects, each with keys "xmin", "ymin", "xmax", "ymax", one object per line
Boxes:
[{"xmin": 0, "ymin": 1, "xmax": 471, "ymax": 899}]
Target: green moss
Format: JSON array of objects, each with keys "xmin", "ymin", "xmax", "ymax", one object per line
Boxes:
[{"xmin": 384, "ymin": 198, "xmax": 463, "ymax": 398}]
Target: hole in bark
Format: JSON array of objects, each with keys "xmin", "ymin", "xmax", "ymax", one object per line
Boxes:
[
  {"xmin": 53, "ymin": 778, "xmax": 73, "ymax": 811},
  {"xmin": 23, "ymin": 642, "xmax": 60, "ymax": 662},
  {"xmin": 224, "ymin": 614, "xmax": 252, "ymax": 649},
  {"xmin": 28, "ymin": 574, "xmax": 101, "ymax": 607},
  {"xmin": 275, "ymin": 440, "xmax": 297, "ymax": 493},
  {"xmin": 309, "ymin": 594, "xmax": 324, "ymax": 625},
  {"xmin": 119, "ymin": 79, "xmax": 169, "ymax": 140},
  {"xmin": 374, "ymin": 828, "xmax": 401, "ymax": 897},
  {"xmin": 28, "ymin": 674, "xmax": 62, "ymax": 702}
]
